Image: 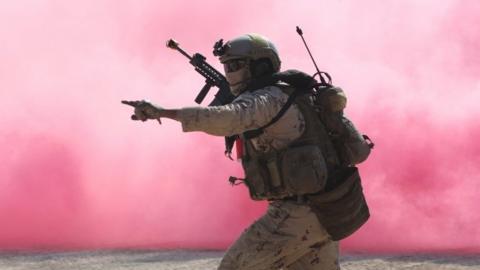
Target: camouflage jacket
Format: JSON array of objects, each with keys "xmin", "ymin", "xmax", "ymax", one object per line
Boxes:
[{"xmin": 178, "ymin": 85, "xmax": 305, "ymax": 153}]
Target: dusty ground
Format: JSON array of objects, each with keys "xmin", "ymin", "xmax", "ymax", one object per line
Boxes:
[{"xmin": 0, "ymin": 250, "xmax": 479, "ymax": 269}]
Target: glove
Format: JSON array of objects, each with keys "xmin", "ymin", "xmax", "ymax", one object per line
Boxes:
[{"xmin": 121, "ymin": 100, "xmax": 163, "ymax": 122}]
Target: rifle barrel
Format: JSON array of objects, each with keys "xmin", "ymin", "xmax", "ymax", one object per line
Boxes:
[{"xmin": 166, "ymin": 39, "xmax": 192, "ymax": 60}]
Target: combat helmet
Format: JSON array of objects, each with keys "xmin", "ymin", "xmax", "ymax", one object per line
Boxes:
[{"xmin": 214, "ymin": 34, "xmax": 281, "ymax": 95}]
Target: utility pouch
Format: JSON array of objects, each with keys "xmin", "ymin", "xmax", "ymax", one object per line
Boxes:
[
  {"xmin": 243, "ymin": 154, "xmax": 289, "ymax": 200},
  {"xmin": 307, "ymin": 167, "xmax": 370, "ymax": 241},
  {"xmin": 243, "ymin": 158, "xmax": 270, "ymax": 200},
  {"xmin": 281, "ymin": 145, "xmax": 328, "ymax": 195},
  {"xmin": 321, "ymin": 113, "xmax": 372, "ymax": 166},
  {"xmin": 337, "ymin": 117, "xmax": 372, "ymax": 165},
  {"xmin": 266, "ymin": 157, "xmax": 282, "ymax": 188},
  {"xmin": 243, "ymin": 145, "xmax": 328, "ymax": 200}
]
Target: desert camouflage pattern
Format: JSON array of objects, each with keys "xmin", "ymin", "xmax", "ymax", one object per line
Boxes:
[
  {"xmin": 179, "ymin": 85, "xmax": 305, "ymax": 153},
  {"xmin": 218, "ymin": 200, "xmax": 339, "ymax": 270},
  {"xmin": 178, "ymin": 86, "xmax": 339, "ymax": 269}
]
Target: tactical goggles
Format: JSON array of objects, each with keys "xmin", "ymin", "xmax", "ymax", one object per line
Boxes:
[{"xmin": 223, "ymin": 59, "xmax": 248, "ymax": 73}]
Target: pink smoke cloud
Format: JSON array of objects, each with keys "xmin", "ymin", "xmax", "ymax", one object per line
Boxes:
[{"xmin": 0, "ymin": 0, "xmax": 478, "ymax": 253}]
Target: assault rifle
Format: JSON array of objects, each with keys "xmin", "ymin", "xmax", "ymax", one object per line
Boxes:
[
  {"xmin": 167, "ymin": 39, "xmax": 237, "ymax": 158},
  {"xmin": 166, "ymin": 39, "xmax": 234, "ymax": 106}
]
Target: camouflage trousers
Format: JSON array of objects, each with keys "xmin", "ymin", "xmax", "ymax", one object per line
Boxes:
[{"xmin": 218, "ymin": 200, "xmax": 340, "ymax": 270}]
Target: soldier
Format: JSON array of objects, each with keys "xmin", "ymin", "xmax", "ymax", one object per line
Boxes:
[{"xmin": 123, "ymin": 34, "xmax": 372, "ymax": 269}]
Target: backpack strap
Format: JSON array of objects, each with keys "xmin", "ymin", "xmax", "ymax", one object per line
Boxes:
[
  {"xmin": 224, "ymin": 69, "xmax": 328, "ymax": 156},
  {"xmin": 223, "ymin": 88, "xmax": 299, "ymax": 157},
  {"xmin": 243, "ymin": 88, "xmax": 302, "ymax": 140},
  {"xmin": 224, "ymin": 135, "xmax": 238, "ymax": 159}
]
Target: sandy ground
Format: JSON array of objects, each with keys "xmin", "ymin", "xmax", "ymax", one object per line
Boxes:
[{"xmin": 0, "ymin": 250, "xmax": 479, "ymax": 270}]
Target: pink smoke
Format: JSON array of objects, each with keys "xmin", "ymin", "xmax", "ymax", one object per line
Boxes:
[{"xmin": 0, "ymin": 0, "xmax": 479, "ymax": 253}]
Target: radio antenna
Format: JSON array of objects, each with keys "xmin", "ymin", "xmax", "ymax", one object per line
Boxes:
[{"xmin": 296, "ymin": 26, "xmax": 330, "ymax": 85}]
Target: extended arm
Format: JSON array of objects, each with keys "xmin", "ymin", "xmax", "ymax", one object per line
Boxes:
[
  {"xmin": 121, "ymin": 100, "xmax": 180, "ymax": 123},
  {"xmin": 158, "ymin": 109, "xmax": 180, "ymax": 121},
  {"xmin": 122, "ymin": 87, "xmax": 288, "ymax": 137}
]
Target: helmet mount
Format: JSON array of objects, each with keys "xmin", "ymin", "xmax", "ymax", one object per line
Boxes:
[{"xmin": 213, "ymin": 39, "xmax": 229, "ymax": 57}]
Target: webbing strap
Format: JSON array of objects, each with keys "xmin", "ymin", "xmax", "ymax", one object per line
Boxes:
[
  {"xmin": 224, "ymin": 135, "xmax": 238, "ymax": 159},
  {"xmin": 243, "ymin": 88, "xmax": 301, "ymax": 140}
]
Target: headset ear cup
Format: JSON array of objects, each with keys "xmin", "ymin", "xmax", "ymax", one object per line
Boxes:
[{"xmin": 252, "ymin": 59, "xmax": 273, "ymax": 77}]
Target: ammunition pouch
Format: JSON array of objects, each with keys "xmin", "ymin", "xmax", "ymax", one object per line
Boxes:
[
  {"xmin": 307, "ymin": 167, "xmax": 370, "ymax": 241},
  {"xmin": 243, "ymin": 145, "xmax": 328, "ymax": 200}
]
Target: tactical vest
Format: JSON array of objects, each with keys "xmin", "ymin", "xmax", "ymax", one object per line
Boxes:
[
  {"xmin": 241, "ymin": 85, "xmax": 370, "ymax": 240},
  {"xmin": 241, "ymin": 86, "xmax": 339, "ymax": 200}
]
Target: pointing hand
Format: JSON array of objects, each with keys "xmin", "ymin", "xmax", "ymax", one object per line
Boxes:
[{"xmin": 121, "ymin": 100, "xmax": 163, "ymax": 124}]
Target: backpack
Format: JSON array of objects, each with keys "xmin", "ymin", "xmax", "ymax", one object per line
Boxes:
[
  {"xmin": 239, "ymin": 69, "xmax": 374, "ymax": 167},
  {"xmin": 232, "ymin": 69, "xmax": 374, "ymax": 240}
]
